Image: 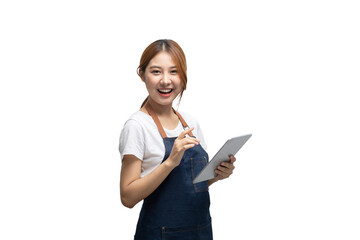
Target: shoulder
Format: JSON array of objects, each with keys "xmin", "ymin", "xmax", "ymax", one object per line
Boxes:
[
  {"xmin": 122, "ymin": 111, "xmax": 153, "ymax": 130},
  {"xmin": 128, "ymin": 110, "xmax": 151, "ymax": 123},
  {"xmin": 120, "ymin": 111, "xmax": 152, "ymax": 140},
  {"xmin": 120, "ymin": 110, "xmax": 161, "ymax": 142}
]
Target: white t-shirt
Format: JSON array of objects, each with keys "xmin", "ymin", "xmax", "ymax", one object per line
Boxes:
[{"xmin": 119, "ymin": 110, "xmax": 207, "ymax": 178}]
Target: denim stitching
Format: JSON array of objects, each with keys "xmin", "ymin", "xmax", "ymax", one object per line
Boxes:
[
  {"xmin": 162, "ymin": 221, "xmax": 211, "ymax": 233},
  {"xmin": 191, "ymin": 156, "xmax": 209, "ymax": 193}
]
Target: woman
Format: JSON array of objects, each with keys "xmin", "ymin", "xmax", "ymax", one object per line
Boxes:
[{"xmin": 119, "ymin": 39, "xmax": 236, "ymax": 239}]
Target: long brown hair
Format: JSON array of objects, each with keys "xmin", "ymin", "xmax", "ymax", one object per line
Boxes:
[{"xmin": 137, "ymin": 39, "xmax": 187, "ymax": 108}]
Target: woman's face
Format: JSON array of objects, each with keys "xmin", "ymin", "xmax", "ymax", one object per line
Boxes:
[{"xmin": 141, "ymin": 52, "xmax": 183, "ymax": 107}]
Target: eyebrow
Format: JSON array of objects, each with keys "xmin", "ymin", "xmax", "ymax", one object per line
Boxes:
[{"xmin": 149, "ymin": 65, "xmax": 177, "ymax": 69}]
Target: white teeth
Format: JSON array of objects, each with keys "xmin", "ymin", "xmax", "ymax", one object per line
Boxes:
[{"xmin": 158, "ymin": 89, "xmax": 172, "ymax": 93}]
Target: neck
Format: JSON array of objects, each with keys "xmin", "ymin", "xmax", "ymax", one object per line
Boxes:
[{"xmin": 146, "ymin": 98, "xmax": 174, "ymax": 117}]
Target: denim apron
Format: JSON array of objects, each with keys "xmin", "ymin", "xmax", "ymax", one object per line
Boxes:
[{"xmin": 134, "ymin": 104, "xmax": 212, "ymax": 240}]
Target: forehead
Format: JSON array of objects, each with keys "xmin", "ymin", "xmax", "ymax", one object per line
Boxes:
[{"xmin": 148, "ymin": 52, "xmax": 176, "ymax": 68}]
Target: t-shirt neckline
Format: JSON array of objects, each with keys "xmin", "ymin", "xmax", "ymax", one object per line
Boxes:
[{"xmin": 137, "ymin": 110, "xmax": 182, "ymax": 132}]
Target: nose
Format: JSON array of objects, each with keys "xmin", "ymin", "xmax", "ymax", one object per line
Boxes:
[{"xmin": 161, "ymin": 72, "xmax": 171, "ymax": 85}]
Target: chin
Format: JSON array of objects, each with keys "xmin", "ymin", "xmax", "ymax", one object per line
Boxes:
[
  {"xmin": 158, "ymin": 100, "xmax": 175, "ymax": 106},
  {"xmin": 151, "ymin": 98, "xmax": 175, "ymax": 107}
]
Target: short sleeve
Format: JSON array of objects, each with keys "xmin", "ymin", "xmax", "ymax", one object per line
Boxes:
[{"xmin": 119, "ymin": 119, "xmax": 145, "ymax": 161}]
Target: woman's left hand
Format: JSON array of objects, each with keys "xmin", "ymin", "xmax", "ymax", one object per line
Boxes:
[{"xmin": 214, "ymin": 155, "xmax": 236, "ymax": 181}]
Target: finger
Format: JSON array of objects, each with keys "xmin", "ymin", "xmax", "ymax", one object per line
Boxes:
[
  {"xmin": 217, "ymin": 165, "xmax": 233, "ymax": 174},
  {"xmin": 178, "ymin": 127, "xmax": 194, "ymax": 139},
  {"xmin": 215, "ymin": 169, "xmax": 228, "ymax": 179},
  {"xmin": 220, "ymin": 161, "xmax": 235, "ymax": 170},
  {"xmin": 184, "ymin": 143, "xmax": 196, "ymax": 150},
  {"xmin": 182, "ymin": 137, "xmax": 200, "ymax": 145},
  {"xmin": 229, "ymin": 155, "xmax": 236, "ymax": 164}
]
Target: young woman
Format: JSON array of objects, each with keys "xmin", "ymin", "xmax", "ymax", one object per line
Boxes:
[{"xmin": 119, "ymin": 39, "xmax": 236, "ymax": 239}]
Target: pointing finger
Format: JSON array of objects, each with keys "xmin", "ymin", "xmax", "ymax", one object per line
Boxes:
[{"xmin": 178, "ymin": 127, "xmax": 194, "ymax": 139}]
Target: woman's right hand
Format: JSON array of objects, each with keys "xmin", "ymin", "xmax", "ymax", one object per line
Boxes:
[
  {"xmin": 121, "ymin": 127, "xmax": 200, "ymax": 208},
  {"xmin": 167, "ymin": 127, "xmax": 200, "ymax": 168}
]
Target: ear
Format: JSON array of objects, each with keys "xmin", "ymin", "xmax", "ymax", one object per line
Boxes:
[{"xmin": 138, "ymin": 69, "xmax": 145, "ymax": 82}]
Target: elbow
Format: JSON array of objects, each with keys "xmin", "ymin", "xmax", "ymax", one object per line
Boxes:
[
  {"xmin": 121, "ymin": 198, "xmax": 135, "ymax": 209},
  {"xmin": 121, "ymin": 194, "xmax": 136, "ymax": 209}
]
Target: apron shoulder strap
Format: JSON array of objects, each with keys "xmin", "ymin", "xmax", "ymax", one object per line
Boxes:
[
  {"xmin": 174, "ymin": 110, "xmax": 195, "ymax": 137},
  {"xmin": 145, "ymin": 104, "xmax": 167, "ymax": 138}
]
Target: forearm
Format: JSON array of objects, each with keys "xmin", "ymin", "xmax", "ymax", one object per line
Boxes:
[{"xmin": 121, "ymin": 159, "xmax": 176, "ymax": 208}]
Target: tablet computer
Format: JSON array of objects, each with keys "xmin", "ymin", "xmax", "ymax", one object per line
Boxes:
[{"xmin": 193, "ymin": 134, "xmax": 252, "ymax": 184}]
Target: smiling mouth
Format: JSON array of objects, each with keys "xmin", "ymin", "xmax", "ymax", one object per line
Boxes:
[{"xmin": 157, "ymin": 89, "xmax": 173, "ymax": 94}]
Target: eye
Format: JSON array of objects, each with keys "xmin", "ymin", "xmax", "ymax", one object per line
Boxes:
[
  {"xmin": 151, "ymin": 70, "xmax": 161, "ymax": 75},
  {"xmin": 170, "ymin": 70, "xmax": 178, "ymax": 74}
]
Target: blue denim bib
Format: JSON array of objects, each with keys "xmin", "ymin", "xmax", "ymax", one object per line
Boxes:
[{"xmin": 134, "ymin": 105, "xmax": 212, "ymax": 240}]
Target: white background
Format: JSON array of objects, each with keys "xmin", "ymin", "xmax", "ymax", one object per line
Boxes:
[{"xmin": 1, "ymin": 0, "xmax": 359, "ymax": 239}]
